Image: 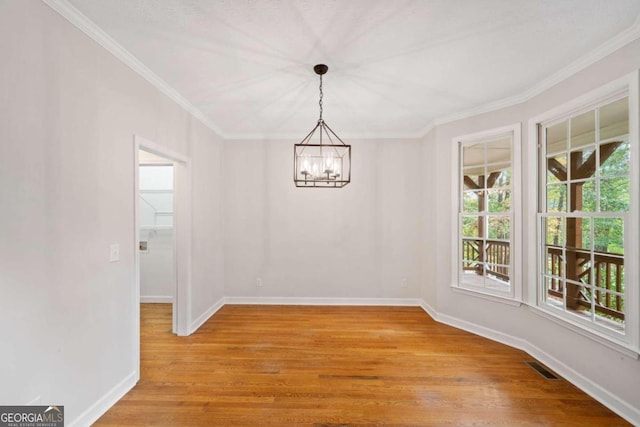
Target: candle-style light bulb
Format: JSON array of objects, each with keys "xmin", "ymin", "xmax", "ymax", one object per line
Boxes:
[{"xmin": 324, "ymin": 152, "xmax": 334, "ymax": 173}]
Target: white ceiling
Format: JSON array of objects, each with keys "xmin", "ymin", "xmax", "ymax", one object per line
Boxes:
[{"xmin": 61, "ymin": 0, "xmax": 640, "ymax": 139}]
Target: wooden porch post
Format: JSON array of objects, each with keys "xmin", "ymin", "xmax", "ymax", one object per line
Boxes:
[{"xmin": 566, "ymin": 151, "xmax": 583, "ymax": 309}]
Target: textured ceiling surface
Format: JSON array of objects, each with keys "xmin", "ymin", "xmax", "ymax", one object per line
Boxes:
[{"xmin": 66, "ymin": 0, "xmax": 640, "ymax": 139}]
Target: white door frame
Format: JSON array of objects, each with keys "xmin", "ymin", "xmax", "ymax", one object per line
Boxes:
[{"xmin": 133, "ymin": 135, "xmax": 192, "ymax": 379}]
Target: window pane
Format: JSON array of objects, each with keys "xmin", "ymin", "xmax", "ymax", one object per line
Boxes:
[
  {"xmin": 544, "ymin": 217, "xmax": 564, "ymax": 247},
  {"xmin": 546, "ymin": 184, "xmax": 567, "ymax": 212},
  {"xmin": 486, "ymin": 265, "xmax": 510, "ymax": 286},
  {"xmin": 492, "ymin": 167, "xmax": 511, "ymax": 187},
  {"xmin": 462, "ymin": 259, "xmax": 481, "ymax": 273},
  {"xmin": 488, "ymin": 216, "xmax": 510, "ymax": 240},
  {"xmin": 594, "ymin": 261, "xmax": 625, "ymax": 329},
  {"xmin": 463, "ymin": 170, "xmax": 484, "ymax": 189},
  {"xmin": 463, "ymin": 191, "xmax": 482, "ymax": 213},
  {"xmin": 547, "ymin": 153, "xmax": 567, "ymax": 183},
  {"xmin": 594, "ymin": 218, "xmax": 624, "ymax": 255},
  {"xmin": 600, "ymin": 177, "xmax": 629, "ymax": 212},
  {"xmin": 600, "ymin": 140, "xmax": 629, "ymax": 177},
  {"xmin": 462, "ymin": 216, "xmax": 482, "ymax": 238},
  {"xmin": 569, "ymin": 147, "xmax": 595, "ymax": 181},
  {"xmin": 488, "ymin": 190, "xmax": 510, "ymax": 212},
  {"xmin": 599, "ymin": 97, "xmax": 629, "ymax": 141},
  {"xmin": 485, "ymin": 137, "xmax": 511, "ymax": 165},
  {"xmin": 462, "ymin": 239, "xmax": 482, "ymax": 262},
  {"xmin": 570, "ymin": 110, "xmax": 595, "ymax": 149},
  {"xmin": 546, "ymin": 121, "xmax": 567, "ymax": 154},
  {"xmin": 594, "ymin": 258, "xmax": 625, "ymax": 299},
  {"xmin": 581, "ymin": 217, "xmax": 592, "ymax": 251},
  {"xmin": 563, "ymin": 217, "xmax": 591, "ymax": 251},
  {"xmin": 544, "ymin": 276, "xmax": 564, "ymax": 306},
  {"xmin": 463, "ymin": 144, "xmax": 484, "ymax": 168},
  {"xmin": 544, "ymin": 246, "xmax": 564, "ymax": 277},
  {"xmin": 565, "ymin": 283, "xmax": 594, "ymax": 319},
  {"xmin": 594, "ymin": 288, "xmax": 624, "ymax": 311},
  {"xmin": 571, "ymin": 180, "xmax": 595, "ymax": 212},
  {"xmin": 595, "ymin": 308, "xmax": 625, "ymax": 329},
  {"xmin": 486, "ymin": 241, "xmax": 510, "ymax": 266}
]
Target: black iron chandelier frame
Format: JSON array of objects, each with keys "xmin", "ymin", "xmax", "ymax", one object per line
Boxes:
[{"xmin": 294, "ymin": 64, "xmax": 351, "ymax": 188}]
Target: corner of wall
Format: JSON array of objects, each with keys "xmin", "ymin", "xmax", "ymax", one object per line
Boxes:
[{"xmin": 190, "ymin": 297, "xmax": 226, "ymax": 334}]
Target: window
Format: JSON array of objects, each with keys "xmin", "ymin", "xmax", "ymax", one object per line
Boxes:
[
  {"xmin": 536, "ymin": 85, "xmax": 637, "ymax": 348},
  {"xmin": 456, "ymin": 125, "xmax": 520, "ymax": 300}
]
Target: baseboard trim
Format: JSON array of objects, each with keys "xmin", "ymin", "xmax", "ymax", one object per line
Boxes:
[
  {"xmin": 523, "ymin": 342, "xmax": 640, "ymax": 426},
  {"xmin": 223, "ymin": 296, "xmax": 423, "ymax": 306},
  {"xmin": 189, "ymin": 298, "xmax": 225, "ymax": 334},
  {"xmin": 417, "ymin": 301, "xmax": 640, "ymax": 426},
  {"xmin": 188, "ymin": 296, "xmax": 422, "ymax": 334},
  {"xmin": 418, "ymin": 300, "xmax": 438, "ymax": 320},
  {"xmin": 140, "ymin": 296, "xmax": 173, "ymax": 303},
  {"xmin": 68, "ymin": 371, "xmax": 136, "ymax": 427}
]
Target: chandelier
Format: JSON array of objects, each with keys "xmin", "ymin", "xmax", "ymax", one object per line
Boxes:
[{"xmin": 294, "ymin": 64, "xmax": 351, "ymax": 188}]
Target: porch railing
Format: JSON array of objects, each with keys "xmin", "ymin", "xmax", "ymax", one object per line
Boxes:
[
  {"xmin": 462, "ymin": 239, "xmax": 510, "ymax": 282},
  {"xmin": 545, "ymin": 246, "xmax": 624, "ymax": 321}
]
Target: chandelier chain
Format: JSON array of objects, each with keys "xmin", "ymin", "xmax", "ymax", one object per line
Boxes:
[{"xmin": 318, "ymin": 74, "xmax": 323, "ymax": 121}]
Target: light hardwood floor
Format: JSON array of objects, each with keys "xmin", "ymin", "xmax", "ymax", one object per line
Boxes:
[{"xmin": 94, "ymin": 304, "xmax": 630, "ymax": 426}]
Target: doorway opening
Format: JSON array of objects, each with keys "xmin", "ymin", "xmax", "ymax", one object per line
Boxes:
[
  {"xmin": 134, "ymin": 135, "xmax": 192, "ymax": 380},
  {"xmin": 138, "ymin": 158, "xmax": 175, "ymax": 328}
]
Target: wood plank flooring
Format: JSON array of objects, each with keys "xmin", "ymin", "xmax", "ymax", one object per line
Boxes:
[{"xmin": 94, "ymin": 304, "xmax": 629, "ymax": 426}]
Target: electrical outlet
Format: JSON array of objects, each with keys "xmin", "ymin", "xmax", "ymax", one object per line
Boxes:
[
  {"xmin": 256, "ymin": 277, "xmax": 263, "ymax": 287},
  {"xmin": 400, "ymin": 278, "xmax": 408, "ymax": 288},
  {"xmin": 109, "ymin": 244, "xmax": 120, "ymax": 262}
]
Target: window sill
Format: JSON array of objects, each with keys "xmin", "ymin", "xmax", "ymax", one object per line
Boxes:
[
  {"xmin": 529, "ymin": 305, "xmax": 639, "ymax": 359},
  {"xmin": 450, "ymin": 285, "xmax": 522, "ymax": 307}
]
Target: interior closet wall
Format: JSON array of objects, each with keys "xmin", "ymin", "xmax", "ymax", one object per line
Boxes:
[{"xmin": 139, "ymin": 164, "xmax": 175, "ymax": 302}]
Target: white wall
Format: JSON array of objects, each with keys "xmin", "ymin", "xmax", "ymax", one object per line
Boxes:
[
  {"xmin": 420, "ymin": 130, "xmax": 437, "ymax": 308},
  {"xmin": 0, "ymin": 1, "xmax": 224, "ymax": 423},
  {"xmin": 223, "ymin": 138, "xmax": 422, "ymax": 300},
  {"xmin": 424, "ymin": 38, "xmax": 640, "ymax": 421},
  {"xmin": 191, "ymin": 132, "xmax": 225, "ymax": 321}
]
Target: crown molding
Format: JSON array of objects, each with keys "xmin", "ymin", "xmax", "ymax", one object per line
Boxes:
[
  {"xmin": 42, "ymin": 0, "xmax": 640, "ymax": 141},
  {"xmin": 423, "ymin": 13, "xmax": 640, "ymax": 132},
  {"xmin": 41, "ymin": 0, "xmax": 227, "ymax": 138}
]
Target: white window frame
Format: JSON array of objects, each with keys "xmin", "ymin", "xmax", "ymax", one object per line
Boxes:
[
  {"xmin": 451, "ymin": 123, "xmax": 522, "ymax": 304},
  {"xmin": 526, "ymin": 71, "xmax": 640, "ymax": 355}
]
